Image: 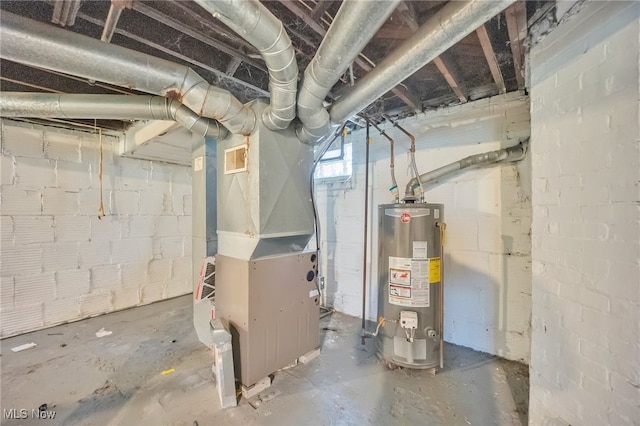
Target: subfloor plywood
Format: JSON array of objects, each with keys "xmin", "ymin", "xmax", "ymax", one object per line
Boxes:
[{"xmin": 0, "ymin": 295, "xmax": 529, "ymax": 425}]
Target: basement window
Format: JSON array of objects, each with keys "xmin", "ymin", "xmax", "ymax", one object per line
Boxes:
[
  {"xmin": 315, "ymin": 142, "xmax": 352, "ymax": 182},
  {"xmin": 224, "ymin": 144, "xmax": 248, "ymax": 174}
]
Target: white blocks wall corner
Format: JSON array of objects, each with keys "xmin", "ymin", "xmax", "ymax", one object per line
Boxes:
[
  {"xmin": 529, "ymin": 2, "xmax": 640, "ymax": 424},
  {"xmin": 315, "ymin": 92, "xmax": 532, "ymax": 362},
  {"xmin": 0, "ymin": 120, "xmax": 193, "ymax": 337}
]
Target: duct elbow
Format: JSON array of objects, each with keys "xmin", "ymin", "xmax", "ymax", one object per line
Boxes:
[
  {"xmin": 262, "ymin": 83, "xmax": 297, "ymax": 130},
  {"xmin": 504, "ymin": 140, "xmax": 528, "ymax": 162},
  {"xmin": 296, "ymin": 122, "xmax": 329, "ymax": 145}
]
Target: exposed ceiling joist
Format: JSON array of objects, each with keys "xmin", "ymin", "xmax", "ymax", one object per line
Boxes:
[
  {"xmin": 397, "ymin": 1, "xmax": 466, "ymax": 104},
  {"xmin": 1, "ymin": 77, "xmax": 62, "ymax": 93},
  {"xmin": 51, "ymin": 0, "xmax": 81, "ymax": 27},
  {"xmin": 170, "ymin": 0, "xmax": 256, "ymax": 53},
  {"xmin": 279, "ymin": 0, "xmax": 420, "ymax": 112},
  {"xmin": 476, "ymin": 24, "xmax": 506, "ymax": 94},
  {"xmin": 75, "ymin": 11, "xmax": 269, "ymax": 98},
  {"xmin": 279, "ymin": 0, "xmax": 327, "ymax": 37},
  {"xmin": 505, "ymin": 1, "xmax": 527, "ymax": 89},
  {"xmin": 226, "ymin": 57, "xmax": 242, "ymax": 76},
  {"xmin": 433, "ymin": 57, "xmax": 467, "ymax": 103},
  {"xmin": 311, "ymin": 0, "xmax": 334, "ymax": 19},
  {"xmin": 132, "ymin": 2, "xmax": 267, "ymax": 74}
]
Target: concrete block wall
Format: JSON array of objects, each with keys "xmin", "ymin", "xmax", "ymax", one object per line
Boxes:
[
  {"xmin": 529, "ymin": 2, "xmax": 640, "ymax": 424},
  {"xmin": 0, "ymin": 120, "xmax": 193, "ymax": 338},
  {"xmin": 314, "ymin": 93, "xmax": 532, "ymax": 362}
]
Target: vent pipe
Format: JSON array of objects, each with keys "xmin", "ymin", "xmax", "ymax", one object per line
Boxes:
[
  {"xmin": 296, "ymin": 0, "xmax": 400, "ymax": 144},
  {"xmin": 0, "ymin": 93, "xmax": 227, "ymax": 139},
  {"xmin": 330, "ymin": 0, "xmax": 516, "ymax": 123},
  {"xmin": 404, "ymin": 141, "xmax": 528, "ymax": 199},
  {"xmin": 195, "ymin": 0, "xmax": 297, "ymax": 131},
  {"xmin": 0, "ymin": 11, "xmax": 255, "ymax": 135}
]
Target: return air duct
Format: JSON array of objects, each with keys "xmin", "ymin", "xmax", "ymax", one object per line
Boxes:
[
  {"xmin": 0, "ymin": 93, "xmax": 227, "ymax": 138},
  {"xmin": 329, "ymin": 0, "xmax": 516, "ymax": 124},
  {"xmin": 195, "ymin": 0, "xmax": 298, "ymax": 131},
  {"xmin": 0, "ymin": 11, "xmax": 255, "ymax": 135},
  {"xmin": 296, "ymin": 0, "xmax": 400, "ymax": 144}
]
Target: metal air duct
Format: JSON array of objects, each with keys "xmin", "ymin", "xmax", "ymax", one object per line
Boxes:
[
  {"xmin": 0, "ymin": 93, "xmax": 227, "ymax": 138},
  {"xmin": 330, "ymin": 0, "xmax": 516, "ymax": 123},
  {"xmin": 195, "ymin": 0, "xmax": 298, "ymax": 131},
  {"xmin": 404, "ymin": 141, "xmax": 528, "ymax": 198},
  {"xmin": 296, "ymin": 0, "xmax": 400, "ymax": 144},
  {"xmin": 0, "ymin": 11, "xmax": 255, "ymax": 135}
]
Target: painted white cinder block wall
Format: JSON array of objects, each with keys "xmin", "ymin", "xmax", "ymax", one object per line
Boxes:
[
  {"xmin": 314, "ymin": 93, "xmax": 532, "ymax": 362},
  {"xmin": 528, "ymin": 2, "xmax": 640, "ymax": 424},
  {"xmin": 0, "ymin": 120, "xmax": 193, "ymax": 338}
]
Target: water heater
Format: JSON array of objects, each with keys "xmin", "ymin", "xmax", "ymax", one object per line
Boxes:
[{"xmin": 377, "ymin": 203, "xmax": 444, "ymax": 370}]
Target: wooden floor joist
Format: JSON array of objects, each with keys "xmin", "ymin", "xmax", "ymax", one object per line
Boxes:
[
  {"xmin": 476, "ymin": 24, "xmax": 506, "ymax": 94},
  {"xmin": 279, "ymin": 0, "xmax": 422, "ymax": 113},
  {"xmin": 397, "ymin": 1, "xmax": 467, "ymax": 103},
  {"xmin": 505, "ymin": 1, "xmax": 527, "ymax": 89}
]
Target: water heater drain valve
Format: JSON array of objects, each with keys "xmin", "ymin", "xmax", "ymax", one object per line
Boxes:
[{"xmin": 400, "ymin": 311, "xmax": 418, "ymax": 342}]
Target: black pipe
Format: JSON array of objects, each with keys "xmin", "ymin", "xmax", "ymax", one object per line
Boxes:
[
  {"xmin": 361, "ymin": 121, "xmax": 371, "ymax": 344},
  {"xmin": 310, "ymin": 125, "xmax": 346, "ymax": 305}
]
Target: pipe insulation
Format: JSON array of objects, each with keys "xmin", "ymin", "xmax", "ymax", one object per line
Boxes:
[
  {"xmin": 404, "ymin": 140, "xmax": 529, "ymax": 198},
  {"xmin": 329, "ymin": 0, "xmax": 516, "ymax": 123},
  {"xmin": 195, "ymin": 0, "xmax": 297, "ymax": 131},
  {"xmin": 0, "ymin": 11, "xmax": 255, "ymax": 135},
  {"xmin": 297, "ymin": 0, "xmax": 400, "ymax": 144},
  {"xmin": 0, "ymin": 93, "xmax": 228, "ymax": 139}
]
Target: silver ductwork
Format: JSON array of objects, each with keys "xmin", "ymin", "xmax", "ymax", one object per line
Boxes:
[
  {"xmin": 0, "ymin": 11, "xmax": 255, "ymax": 135},
  {"xmin": 195, "ymin": 0, "xmax": 297, "ymax": 131},
  {"xmin": 296, "ymin": 0, "xmax": 400, "ymax": 144},
  {"xmin": 330, "ymin": 0, "xmax": 516, "ymax": 124},
  {"xmin": 404, "ymin": 140, "xmax": 528, "ymax": 199},
  {"xmin": 0, "ymin": 92, "xmax": 227, "ymax": 138}
]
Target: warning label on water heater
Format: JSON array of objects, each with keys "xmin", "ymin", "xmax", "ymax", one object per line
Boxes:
[{"xmin": 388, "ymin": 256, "xmax": 430, "ymax": 307}]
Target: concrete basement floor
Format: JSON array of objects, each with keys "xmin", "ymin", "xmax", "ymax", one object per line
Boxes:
[{"xmin": 1, "ymin": 295, "xmax": 529, "ymax": 426}]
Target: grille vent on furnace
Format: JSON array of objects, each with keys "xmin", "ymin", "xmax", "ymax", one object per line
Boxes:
[{"xmin": 196, "ymin": 256, "xmax": 215, "ymax": 301}]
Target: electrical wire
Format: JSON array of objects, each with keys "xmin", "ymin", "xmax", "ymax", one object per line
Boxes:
[{"xmin": 309, "ymin": 124, "xmax": 347, "ymax": 302}]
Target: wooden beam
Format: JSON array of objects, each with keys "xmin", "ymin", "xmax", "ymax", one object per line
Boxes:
[
  {"xmin": 311, "ymin": 0, "xmax": 334, "ymax": 19},
  {"xmin": 397, "ymin": 1, "xmax": 466, "ymax": 103},
  {"xmin": 433, "ymin": 57, "xmax": 467, "ymax": 103},
  {"xmin": 76, "ymin": 12, "xmax": 269, "ymax": 97},
  {"xmin": 132, "ymin": 2, "xmax": 267, "ymax": 73},
  {"xmin": 505, "ymin": 1, "xmax": 527, "ymax": 89},
  {"xmin": 226, "ymin": 57, "xmax": 242, "ymax": 76},
  {"xmin": 279, "ymin": 1, "xmax": 327, "ymax": 36},
  {"xmin": 278, "ymin": 0, "xmax": 420, "ymax": 112},
  {"xmin": 396, "ymin": 2, "xmax": 419, "ymax": 31},
  {"xmin": 167, "ymin": 1, "xmax": 256, "ymax": 53},
  {"xmin": 476, "ymin": 24, "xmax": 506, "ymax": 94},
  {"xmin": 0, "ymin": 77, "xmax": 63, "ymax": 93},
  {"xmin": 374, "ymin": 24, "xmax": 413, "ymax": 40}
]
